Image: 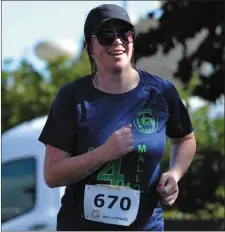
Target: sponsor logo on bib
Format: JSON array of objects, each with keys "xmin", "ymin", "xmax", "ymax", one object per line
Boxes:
[{"xmin": 92, "ymin": 209, "xmax": 100, "ymax": 219}]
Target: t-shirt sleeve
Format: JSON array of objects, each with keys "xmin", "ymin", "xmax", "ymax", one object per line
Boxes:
[
  {"xmin": 165, "ymin": 81, "xmax": 193, "ymax": 138},
  {"xmin": 38, "ymin": 85, "xmax": 77, "ymax": 155}
]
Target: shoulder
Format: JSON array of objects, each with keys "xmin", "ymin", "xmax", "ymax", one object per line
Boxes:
[
  {"xmin": 138, "ymin": 70, "xmax": 180, "ymax": 113},
  {"xmin": 60, "ymin": 74, "xmax": 93, "ymax": 93},
  {"xmin": 56, "ymin": 74, "xmax": 93, "ymax": 100},
  {"xmin": 139, "ymin": 70, "xmax": 176, "ymax": 94}
]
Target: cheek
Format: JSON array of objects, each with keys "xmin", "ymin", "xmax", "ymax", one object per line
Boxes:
[
  {"xmin": 128, "ymin": 44, "xmax": 133, "ymax": 56},
  {"xmin": 93, "ymin": 49, "xmax": 109, "ymax": 66},
  {"xmin": 92, "ymin": 51, "xmax": 102, "ymax": 65},
  {"xmin": 98, "ymin": 50, "xmax": 107, "ymax": 62},
  {"xmin": 124, "ymin": 44, "xmax": 133, "ymax": 61},
  {"xmin": 100, "ymin": 50, "xmax": 106, "ymax": 57},
  {"xmin": 92, "ymin": 46, "xmax": 107, "ymax": 60},
  {"xmin": 91, "ymin": 40, "xmax": 104, "ymax": 57}
]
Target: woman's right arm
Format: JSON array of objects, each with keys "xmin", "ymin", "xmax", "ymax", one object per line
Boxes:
[
  {"xmin": 44, "ymin": 124, "xmax": 134, "ymax": 188},
  {"xmin": 44, "ymin": 144, "xmax": 107, "ymax": 188}
]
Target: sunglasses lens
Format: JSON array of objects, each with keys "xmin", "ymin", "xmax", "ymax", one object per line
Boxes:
[
  {"xmin": 97, "ymin": 33, "xmax": 114, "ymax": 46},
  {"xmin": 120, "ymin": 29, "xmax": 135, "ymax": 43}
]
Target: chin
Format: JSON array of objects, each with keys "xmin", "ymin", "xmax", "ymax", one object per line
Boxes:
[
  {"xmin": 110, "ymin": 61, "xmax": 130, "ymax": 72},
  {"xmin": 110, "ymin": 65, "xmax": 125, "ymax": 73}
]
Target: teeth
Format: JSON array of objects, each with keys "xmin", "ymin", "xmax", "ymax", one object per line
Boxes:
[{"xmin": 109, "ymin": 51, "xmax": 124, "ymax": 55}]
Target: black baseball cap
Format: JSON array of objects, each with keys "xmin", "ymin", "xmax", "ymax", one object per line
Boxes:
[{"xmin": 84, "ymin": 4, "xmax": 134, "ymax": 40}]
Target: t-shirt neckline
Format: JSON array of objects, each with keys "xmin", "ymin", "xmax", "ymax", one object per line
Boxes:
[{"xmin": 89, "ymin": 69, "xmax": 146, "ymax": 99}]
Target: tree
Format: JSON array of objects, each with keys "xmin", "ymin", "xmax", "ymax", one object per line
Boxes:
[
  {"xmin": 1, "ymin": 51, "xmax": 91, "ymax": 132},
  {"xmin": 135, "ymin": 1, "xmax": 225, "ymax": 101},
  {"xmin": 160, "ymin": 81, "xmax": 224, "ymax": 226}
]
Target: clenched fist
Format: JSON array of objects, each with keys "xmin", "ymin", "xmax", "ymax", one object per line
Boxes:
[
  {"xmin": 102, "ymin": 124, "xmax": 134, "ymax": 163},
  {"xmin": 157, "ymin": 172, "xmax": 179, "ymax": 206}
]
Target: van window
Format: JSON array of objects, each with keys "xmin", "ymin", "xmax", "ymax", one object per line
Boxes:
[{"xmin": 2, "ymin": 157, "xmax": 36, "ymax": 223}]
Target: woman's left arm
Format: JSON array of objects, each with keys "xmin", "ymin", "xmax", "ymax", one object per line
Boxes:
[
  {"xmin": 167, "ymin": 131, "xmax": 196, "ymax": 182},
  {"xmin": 157, "ymin": 132, "xmax": 196, "ymax": 205}
]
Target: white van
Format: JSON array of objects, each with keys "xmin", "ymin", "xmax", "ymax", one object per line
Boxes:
[
  {"xmin": 2, "ymin": 116, "xmax": 65, "ymax": 230},
  {"xmin": 1, "ymin": 96, "xmax": 223, "ymax": 230}
]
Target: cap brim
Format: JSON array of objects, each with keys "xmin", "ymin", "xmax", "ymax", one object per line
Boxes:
[{"xmin": 95, "ymin": 18, "xmax": 134, "ymax": 34}]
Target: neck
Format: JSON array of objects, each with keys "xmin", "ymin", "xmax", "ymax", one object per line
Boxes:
[{"xmin": 94, "ymin": 66, "xmax": 139, "ymax": 94}]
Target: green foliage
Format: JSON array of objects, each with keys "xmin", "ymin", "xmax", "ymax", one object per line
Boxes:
[
  {"xmin": 161, "ymin": 84, "xmax": 224, "ymax": 220},
  {"xmin": 2, "ymin": 51, "xmax": 91, "ymax": 132}
]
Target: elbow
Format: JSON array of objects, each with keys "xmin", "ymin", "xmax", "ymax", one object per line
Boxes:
[
  {"xmin": 188, "ymin": 134, "xmax": 197, "ymax": 154},
  {"xmin": 45, "ymin": 179, "xmax": 57, "ymax": 189},
  {"xmin": 44, "ymin": 170, "xmax": 60, "ymax": 188}
]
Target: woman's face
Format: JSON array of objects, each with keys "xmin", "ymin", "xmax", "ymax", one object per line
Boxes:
[{"xmin": 90, "ymin": 20, "xmax": 134, "ymax": 73}]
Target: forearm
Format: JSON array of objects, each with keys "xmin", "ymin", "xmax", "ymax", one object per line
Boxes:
[
  {"xmin": 168, "ymin": 137, "xmax": 196, "ymax": 182},
  {"xmin": 45, "ymin": 146, "xmax": 107, "ymax": 188}
]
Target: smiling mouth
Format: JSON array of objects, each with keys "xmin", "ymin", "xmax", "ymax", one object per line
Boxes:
[{"xmin": 108, "ymin": 51, "xmax": 125, "ymax": 56}]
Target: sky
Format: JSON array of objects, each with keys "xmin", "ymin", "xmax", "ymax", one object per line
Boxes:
[{"xmin": 2, "ymin": 1, "xmax": 161, "ymax": 71}]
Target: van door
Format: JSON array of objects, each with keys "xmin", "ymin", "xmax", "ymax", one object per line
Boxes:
[{"xmin": 2, "ymin": 157, "xmax": 50, "ymax": 230}]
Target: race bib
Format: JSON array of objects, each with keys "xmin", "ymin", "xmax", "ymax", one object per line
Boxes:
[{"xmin": 84, "ymin": 184, "xmax": 140, "ymax": 226}]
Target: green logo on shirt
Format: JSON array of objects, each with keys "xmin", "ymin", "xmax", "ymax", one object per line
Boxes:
[{"xmin": 134, "ymin": 109, "xmax": 158, "ymax": 134}]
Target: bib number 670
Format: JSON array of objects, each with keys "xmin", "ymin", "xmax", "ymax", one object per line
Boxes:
[{"xmin": 94, "ymin": 194, "xmax": 131, "ymax": 211}]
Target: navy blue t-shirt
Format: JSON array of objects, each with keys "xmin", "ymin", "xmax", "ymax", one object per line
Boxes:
[{"xmin": 39, "ymin": 70, "xmax": 193, "ymax": 231}]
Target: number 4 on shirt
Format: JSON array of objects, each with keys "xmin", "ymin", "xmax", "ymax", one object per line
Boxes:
[{"xmin": 97, "ymin": 158, "xmax": 125, "ymax": 186}]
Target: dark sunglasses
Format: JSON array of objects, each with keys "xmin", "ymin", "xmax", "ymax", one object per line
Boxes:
[{"xmin": 92, "ymin": 28, "xmax": 136, "ymax": 46}]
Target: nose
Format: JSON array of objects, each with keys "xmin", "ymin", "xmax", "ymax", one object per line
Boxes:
[{"xmin": 112, "ymin": 34, "xmax": 122, "ymax": 45}]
